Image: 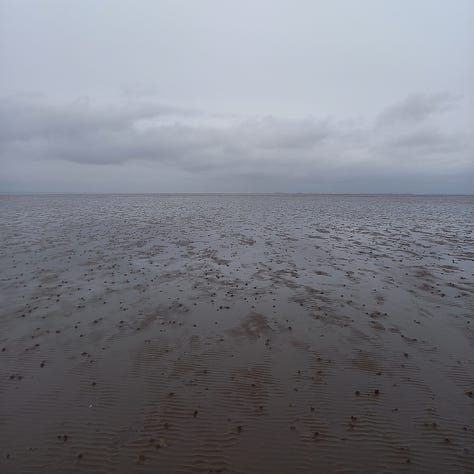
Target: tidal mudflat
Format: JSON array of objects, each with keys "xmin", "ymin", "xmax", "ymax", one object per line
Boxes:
[{"xmin": 1, "ymin": 194, "xmax": 473, "ymax": 473}]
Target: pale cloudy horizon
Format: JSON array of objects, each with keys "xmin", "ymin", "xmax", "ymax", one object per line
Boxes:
[{"xmin": 1, "ymin": 0, "xmax": 473, "ymax": 193}]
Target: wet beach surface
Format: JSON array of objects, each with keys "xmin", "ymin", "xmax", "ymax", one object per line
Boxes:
[{"xmin": 1, "ymin": 194, "xmax": 473, "ymax": 473}]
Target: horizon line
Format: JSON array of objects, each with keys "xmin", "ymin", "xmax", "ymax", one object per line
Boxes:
[{"xmin": 1, "ymin": 192, "xmax": 473, "ymax": 197}]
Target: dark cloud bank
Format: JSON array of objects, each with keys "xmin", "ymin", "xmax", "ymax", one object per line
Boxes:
[{"xmin": 0, "ymin": 93, "xmax": 472, "ymax": 193}]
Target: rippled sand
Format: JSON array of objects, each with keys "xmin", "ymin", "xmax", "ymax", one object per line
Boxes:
[{"xmin": 1, "ymin": 194, "xmax": 473, "ymax": 473}]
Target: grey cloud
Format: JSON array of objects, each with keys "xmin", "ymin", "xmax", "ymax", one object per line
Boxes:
[
  {"xmin": 0, "ymin": 96, "xmax": 198, "ymax": 142},
  {"xmin": 235, "ymin": 117, "xmax": 332, "ymax": 150},
  {"xmin": 0, "ymin": 97, "xmax": 344, "ymax": 168},
  {"xmin": 381, "ymin": 129, "xmax": 466, "ymax": 153},
  {"xmin": 0, "ymin": 93, "xmax": 471, "ymax": 190},
  {"xmin": 376, "ymin": 93, "xmax": 457, "ymax": 127}
]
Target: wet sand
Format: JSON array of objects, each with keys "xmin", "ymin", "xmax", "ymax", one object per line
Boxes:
[{"xmin": 1, "ymin": 194, "xmax": 473, "ymax": 473}]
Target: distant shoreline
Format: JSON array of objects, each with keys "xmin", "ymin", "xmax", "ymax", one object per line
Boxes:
[{"xmin": 1, "ymin": 192, "xmax": 473, "ymax": 197}]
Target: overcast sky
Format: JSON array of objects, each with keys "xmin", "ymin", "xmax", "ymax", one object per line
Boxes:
[{"xmin": 1, "ymin": 0, "xmax": 473, "ymax": 193}]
